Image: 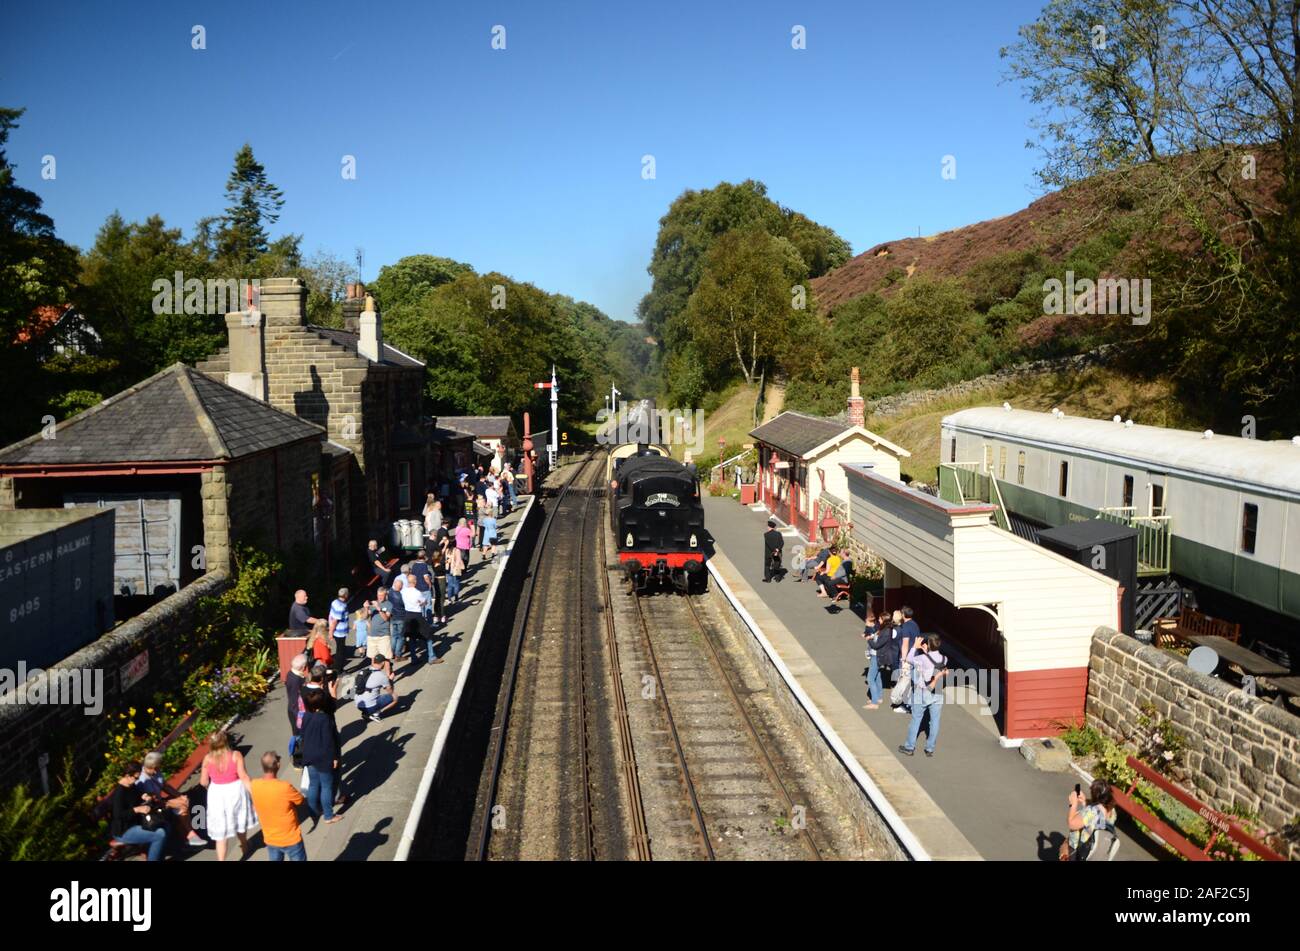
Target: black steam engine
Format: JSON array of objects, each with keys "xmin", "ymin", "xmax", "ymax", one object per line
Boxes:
[{"xmin": 609, "ymin": 447, "xmax": 707, "ymax": 593}]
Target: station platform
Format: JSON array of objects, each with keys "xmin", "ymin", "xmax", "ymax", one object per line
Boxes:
[
  {"xmin": 183, "ymin": 495, "xmax": 535, "ymax": 862},
  {"xmin": 702, "ymin": 496, "xmax": 1157, "ymax": 861}
]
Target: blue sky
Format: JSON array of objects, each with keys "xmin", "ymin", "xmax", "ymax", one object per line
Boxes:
[{"xmin": 2, "ymin": 0, "xmax": 1048, "ymax": 322}]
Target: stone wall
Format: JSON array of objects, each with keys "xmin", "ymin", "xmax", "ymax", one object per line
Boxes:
[
  {"xmin": 1088, "ymin": 627, "xmax": 1300, "ymax": 858},
  {"xmin": 867, "ymin": 345, "xmax": 1117, "ymax": 420},
  {"xmin": 0, "ymin": 570, "xmax": 231, "ymax": 792}
]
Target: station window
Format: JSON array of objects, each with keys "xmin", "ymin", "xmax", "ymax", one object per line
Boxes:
[
  {"xmin": 1242, "ymin": 503, "xmax": 1258, "ymax": 554},
  {"xmin": 950, "ymin": 437, "xmax": 956, "ymax": 463},
  {"xmin": 397, "ymin": 461, "xmax": 411, "ymax": 511},
  {"xmin": 984, "ymin": 444, "xmax": 994, "ymax": 473},
  {"xmin": 1016, "ymin": 451, "xmax": 1025, "ymax": 485},
  {"xmin": 1150, "ymin": 484, "xmax": 1165, "ymax": 516},
  {"xmin": 1058, "ymin": 461, "xmax": 1069, "ymax": 497},
  {"xmin": 998, "ymin": 446, "xmax": 1007, "ymax": 480},
  {"xmin": 1122, "ymin": 475, "xmax": 1134, "ymax": 508}
]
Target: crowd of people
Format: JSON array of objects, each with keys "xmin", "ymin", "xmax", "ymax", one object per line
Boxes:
[{"xmin": 106, "ymin": 463, "xmax": 523, "ymax": 861}]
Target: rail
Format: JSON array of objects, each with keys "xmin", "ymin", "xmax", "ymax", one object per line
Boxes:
[{"xmin": 464, "ymin": 451, "xmax": 599, "ymax": 860}]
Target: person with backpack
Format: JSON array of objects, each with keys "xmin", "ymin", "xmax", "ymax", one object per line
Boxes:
[
  {"xmin": 898, "ymin": 633, "xmax": 947, "ymax": 758},
  {"xmin": 1061, "ymin": 779, "xmax": 1118, "ymax": 861}
]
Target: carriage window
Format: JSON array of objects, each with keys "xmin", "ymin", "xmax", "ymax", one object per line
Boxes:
[
  {"xmin": 1016, "ymin": 451, "xmax": 1025, "ymax": 485},
  {"xmin": 1241, "ymin": 503, "xmax": 1258, "ymax": 554},
  {"xmin": 984, "ymin": 445, "xmax": 993, "ymax": 473},
  {"xmin": 1058, "ymin": 461, "xmax": 1069, "ymax": 497},
  {"xmin": 998, "ymin": 447, "xmax": 1007, "ymax": 480},
  {"xmin": 949, "ymin": 437, "xmax": 956, "ymax": 463},
  {"xmin": 1122, "ymin": 475, "xmax": 1134, "ymax": 508}
]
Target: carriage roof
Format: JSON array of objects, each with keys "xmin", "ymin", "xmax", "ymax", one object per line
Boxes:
[{"xmin": 943, "ymin": 407, "xmax": 1300, "ymax": 498}]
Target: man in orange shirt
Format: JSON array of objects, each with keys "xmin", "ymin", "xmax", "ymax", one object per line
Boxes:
[{"xmin": 249, "ymin": 751, "xmax": 308, "ymax": 861}]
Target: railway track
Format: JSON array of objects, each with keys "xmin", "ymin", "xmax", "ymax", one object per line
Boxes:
[
  {"xmin": 624, "ymin": 589, "xmax": 831, "ymax": 859},
  {"xmin": 470, "ymin": 450, "xmax": 864, "ymax": 860},
  {"xmin": 469, "ymin": 452, "xmax": 648, "ymax": 860}
]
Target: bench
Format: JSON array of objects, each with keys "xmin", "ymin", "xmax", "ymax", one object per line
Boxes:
[
  {"xmin": 99, "ymin": 713, "xmax": 218, "ymax": 861},
  {"xmin": 1155, "ymin": 607, "xmax": 1241, "ymax": 647},
  {"xmin": 831, "ymin": 561, "xmax": 855, "ymax": 605}
]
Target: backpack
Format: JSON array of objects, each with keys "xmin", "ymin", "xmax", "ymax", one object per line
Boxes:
[{"xmin": 353, "ymin": 668, "xmax": 373, "ymax": 701}]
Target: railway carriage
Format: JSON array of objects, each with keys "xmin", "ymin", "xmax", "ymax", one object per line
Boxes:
[
  {"xmin": 940, "ymin": 407, "xmax": 1300, "ymax": 652},
  {"xmin": 609, "ymin": 446, "xmax": 707, "ymax": 593}
]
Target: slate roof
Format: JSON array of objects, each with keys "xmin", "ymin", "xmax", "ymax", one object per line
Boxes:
[
  {"xmin": 750, "ymin": 411, "xmax": 853, "ymax": 458},
  {"xmin": 0, "ymin": 364, "xmax": 325, "ymax": 467},
  {"xmin": 436, "ymin": 416, "xmax": 515, "ymax": 439},
  {"xmin": 430, "ymin": 426, "xmax": 474, "ymax": 445},
  {"xmin": 306, "ymin": 326, "xmax": 425, "ymax": 368}
]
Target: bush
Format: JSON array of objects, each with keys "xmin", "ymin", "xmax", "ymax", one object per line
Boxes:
[{"xmin": 1056, "ymin": 719, "xmax": 1106, "ymax": 757}]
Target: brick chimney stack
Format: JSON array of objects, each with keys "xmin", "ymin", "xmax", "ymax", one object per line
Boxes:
[
  {"xmin": 224, "ymin": 309, "xmax": 266, "ymax": 401},
  {"xmin": 258, "ymin": 276, "xmax": 307, "ymax": 328},
  {"xmin": 342, "ymin": 282, "xmax": 365, "ymax": 333},
  {"xmin": 358, "ymin": 293, "xmax": 384, "ymax": 363},
  {"xmin": 847, "ymin": 366, "xmax": 864, "ymax": 428}
]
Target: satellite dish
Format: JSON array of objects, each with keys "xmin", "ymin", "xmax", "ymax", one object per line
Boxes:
[{"xmin": 1188, "ymin": 646, "xmax": 1219, "ymax": 676}]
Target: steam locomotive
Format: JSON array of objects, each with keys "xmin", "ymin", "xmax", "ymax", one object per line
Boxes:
[{"xmin": 609, "ymin": 444, "xmax": 707, "ymax": 593}]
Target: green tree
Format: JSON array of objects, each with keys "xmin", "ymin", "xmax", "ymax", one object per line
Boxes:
[
  {"xmin": 1005, "ymin": 0, "xmax": 1300, "ymax": 429},
  {"xmin": 216, "ymin": 144, "xmax": 284, "ymax": 267},
  {"xmin": 683, "ymin": 224, "xmax": 810, "ymax": 388},
  {"xmin": 0, "ymin": 106, "xmax": 79, "ymax": 444},
  {"xmin": 371, "ymin": 254, "xmax": 474, "ymax": 311}
]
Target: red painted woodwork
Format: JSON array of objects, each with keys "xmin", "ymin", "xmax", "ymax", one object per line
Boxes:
[{"xmin": 1004, "ymin": 667, "xmax": 1089, "ymax": 739}]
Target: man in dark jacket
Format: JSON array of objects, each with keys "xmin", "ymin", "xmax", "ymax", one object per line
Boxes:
[{"xmin": 762, "ymin": 519, "xmax": 784, "ymax": 583}]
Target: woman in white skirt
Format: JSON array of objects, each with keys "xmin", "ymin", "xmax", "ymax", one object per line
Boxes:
[{"xmin": 199, "ymin": 730, "xmax": 255, "ymax": 861}]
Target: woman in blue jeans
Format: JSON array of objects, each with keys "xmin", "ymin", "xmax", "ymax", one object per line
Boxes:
[
  {"xmin": 899, "ymin": 634, "xmax": 947, "ymax": 757},
  {"xmin": 861, "ymin": 613, "xmax": 896, "ymax": 709},
  {"xmin": 300, "ymin": 691, "xmax": 342, "ymax": 824},
  {"xmin": 109, "ymin": 762, "xmax": 176, "ymax": 861}
]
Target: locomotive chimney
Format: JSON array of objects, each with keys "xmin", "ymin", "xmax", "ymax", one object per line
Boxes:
[{"xmin": 847, "ymin": 367, "xmax": 865, "ymax": 428}]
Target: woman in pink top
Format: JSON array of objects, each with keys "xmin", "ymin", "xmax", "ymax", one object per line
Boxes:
[
  {"xmin": 454, "ymin": 518, "xmax": 473, "ymax": 574},
  {"xmin": 199, "ymin": 730, "xmax": 255, "ymax": 861}
]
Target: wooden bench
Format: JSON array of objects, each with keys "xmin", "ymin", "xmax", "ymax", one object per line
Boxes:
[
  {"xmin": 831, "ymin": 561, "xmax": 855, "ymax": 606},
  {"xmin": 99, "ymin": 712, "xmax": 216, "ymax": 861},
  {"xmin": 1155, "ymin": 607, "xmax": 1242, "ymax": 647}
]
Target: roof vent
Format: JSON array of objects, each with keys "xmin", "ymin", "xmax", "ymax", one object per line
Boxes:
[
  {"xmin": 1112, "ymin": 415, "xmax": 1122, "ymax": 423},
  {"xmin": 1124, "ymin": 419, "xmax": 1134, "ymax": 428},
  {"xmin": 1002, "ymin": 402, "xmax": 1011, "ymax": 412},
  {"xmin": 1203, "ymin": 430, "xmax": 1214, "ymax": 439},
  {"xmin": 1293, "ymin": 436, "xmax": 1300, "ymax": 446},
  {"xmin": 1051, "ymin": 407, "xmax": 1060, "ymax": 418}
]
